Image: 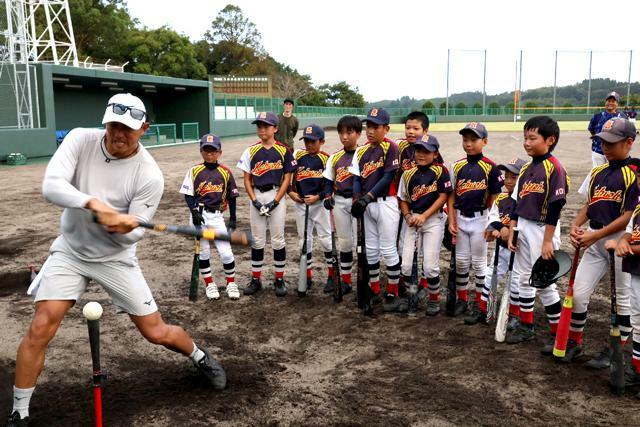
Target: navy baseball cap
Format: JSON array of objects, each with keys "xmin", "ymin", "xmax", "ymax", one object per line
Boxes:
[
  {"xmin": 459, "ymin": 122, "xmax": 488, "ymax": 139},
  {"xmin": 252, "ymin": 111, "xmax": 279, "ymax": 126},
  {"xmin": 362, "ymin": 107, "xmax": 390, "ymax": 125},
  {"xmin": 597, "ymin": 117, "xmax": 637, "ymax": 142},
  {"xmin": 283, "ymin": 98, "xmax": 294, "ymax": 105},
  {"xmin": 605, "ymin": 91, "xmax": 621, "ymax": 102},
  {"xmin": 498, "ymin": 157, "xmax": 527, "ymax": 175},
  {"xmin": 299, "ymin": 124, "xmax": 325, "ymax": 141},
  {"xmin": 414, "ymin": 134, "xmax": 439, "ymax": 152},
  {"xmin": 200, "ymin": 133, "xmax": 221, "ymax": 150}
]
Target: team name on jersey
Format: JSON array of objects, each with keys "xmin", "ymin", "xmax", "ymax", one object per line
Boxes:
[
  {"xmin": 336, "ymin": 167, "xmax": 351, "ymax": 183},
  {"xmin": 197, "ymin": 182, "xmax": 223, "ymax": 196},
  {"xmin": 589, "ymin": 185, "xmax": 623, "ymax": 205},
  {"xmin": 296, "ymin": 167, "xmax": 323, "ymax": 180},
  {"xmin": 361, "ymin": 158, "xmax": 385, "ymax": 178},
  {"xmin": 402, "ymin": 158, "xmax": 416, "ymax": 171},
  {"xmin": 631, "ymin": 224, "xmax": 640, "ymax": 245},
  {"xmin": 501, "ymin": 213, "xmax": 511, "ymax": 225},
  {"xmin": 252, "ymin": 160, "xmax": 283, "ymax": 176},
  {"xmin": 456, "ymin": 179, "xmax": 487, "ymax": 196},
  {"xmin": 411, "ymin": 182, "xmax": 437, "ymax": 201},
  {"xmin": 519, "ymin": 181, "xmax": 545, "ymax": 198}
]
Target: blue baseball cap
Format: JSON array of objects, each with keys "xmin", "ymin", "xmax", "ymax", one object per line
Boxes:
[
  {"xmin": 252, "ymin": 111, "xmax": 279, "ymax": 126},
  {"xmin": 299, "ymin": 124, "xmax": 325, "ymax": 141},
  {"xmin": 414, "ymin": 134, "xmax": 439, "ymax": 152},
  {"xmin": 362, "ymin": 107, "xmax": 390, "ymax": 125},
  {"xmin": 498, "ymin": 157, "xmax": 527, "ymax": 174},
  {"xmin": 200, "ymin": 133, "xmax": 221, "ymax": 150},
  {"xmin": 459, "ymin": 122, "xmax": 488, "ymax": 139}
]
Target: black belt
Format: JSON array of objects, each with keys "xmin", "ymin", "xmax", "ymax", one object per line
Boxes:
[
  {"xmin": 255, "ymin": 184, "xmax": 275, "ymax": 192},
  {"xmin": 460, "ymin": 209, "xmax": 486, "ymax": 218},
  {"xmin": 204, "ymin": 206, "xmax": 222, "ymax": 213},
  {"xmin": 336, "ymin": 191, "xmax": 353, "ymax": 198},
  {"xmin": 589, "ymin": 220, "xmax": 604, "ymax": 230}
]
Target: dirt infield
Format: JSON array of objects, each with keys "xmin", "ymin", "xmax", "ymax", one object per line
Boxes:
[{"xmin": 1, "ymin": 128, "xmax": 640, "ymax": 426}]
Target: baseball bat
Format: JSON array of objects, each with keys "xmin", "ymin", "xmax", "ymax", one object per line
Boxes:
[
  {"xmin": 330, "ymin": 211, "xmax": 343, "ymax": 303},
  {"xmin": 553, "ymin": 248, "xmax": 581, "ymax": 359},
  {"xmin": 486, "ymin": 239, "xmax": 502, "ymax": 322},
  {"xmin": 87, "ymin": 319, "xmax": 104, "ymax": 426},
  {"xmin": 298, "ymin": 204, "xmax": 310, "ymax": 295},
  {"xmin": 608, "ymin": 249, "xmax": 625, "ymax": 395},
  {"xmin": 407, "ymin": 228, "xmax": 421, "ymax": 316},
  {"xmin": 137, "ymin": 222, "xmax": 252, "ymax": 246},
  {"xmin": 189, "ymin": 238, "xmax": 200, "ymax": 301},
  {"xmin": 356, "ymin": 216, "xmax": 372, "ymax": 315},
  {"xmin": 495, "ymin": 228, "xmax": 518, "ymax": 342},
  {"xmin": 445, "ymin": 235, "xmax": 457, "ymax": 316}
]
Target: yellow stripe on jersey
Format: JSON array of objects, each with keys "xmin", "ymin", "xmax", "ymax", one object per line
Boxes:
[
  {"xmin": 452, "ymin": 159, "xmax": 468, "ymax": 178},
  {"xmin": 356, "ymin": 144, "xmax": 372, "ymax": 161},
  {"xmin": 331, "ymin": 150, "xmax": 346, "ymax": 168},
  {"xmin": 274, "ymin": 144, "xmax": 288, "ymax": 159},
  {"xmin": 294, "ymin": 149, "xmax": 307, "ymax": 161},
  {"xmin": 191, "ymin": 164, "xmax": 206, "ymax": 180},
  {"xmin": 429, "ymin": 164, "xmax": 443, "ymax": 180},
  {"xmin": 634, "ymin": 203, "xmax": 640, "ymax": 218},
  {"xmin": 402, "ymin": 167, "xmax": 418, "ymax": 188},
  {"xmin": 248, "ymin": 143, "xmax": 263, "ymax": 160},
  {"xmin": 588, "ymin": 164, "xmax": 609, "ymax": 199},
  {"xmin": 478, "ymin": 160, "xmax": 492, "ymax": 177},
  {"xmin": 495, "ymin": 192, "xmax": 509, "ymax": 204},
  {"xmin": 380, "ymin": 140, "xmax": 391, "ymax": 156},
  {"xmin": 318, "ymin": 152, "xmax": 329, "ymax": 166},
  {"xmin": 397, "ymin": 139, "xmax": 410, "ymax": 154},
  {"xmin": 518, "ymin": 161, "xmax": 532, "ymax": 181}
]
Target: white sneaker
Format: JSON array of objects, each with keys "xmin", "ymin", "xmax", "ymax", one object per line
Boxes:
[
  {"xmin": 205, "ymin": 283, "xmax": 220, "ymax": 300},
  {"xmin": 226, "ymin": 282, "xmax": 240, "ymax": 300}
]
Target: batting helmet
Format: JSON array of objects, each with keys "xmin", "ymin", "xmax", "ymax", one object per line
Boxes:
[{"xmin": 529, "ymin": 250, "xmax": 572, "ymax": 288}]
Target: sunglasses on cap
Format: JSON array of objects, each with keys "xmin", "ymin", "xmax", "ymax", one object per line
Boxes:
[{"xmin": 108, "ymin": 103, "xmax": 146, "ymax": 121}]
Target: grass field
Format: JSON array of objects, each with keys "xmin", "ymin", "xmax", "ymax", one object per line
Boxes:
[{"xmin": 390, "ymin": 120, "xmax": 589, "ymax": 133}]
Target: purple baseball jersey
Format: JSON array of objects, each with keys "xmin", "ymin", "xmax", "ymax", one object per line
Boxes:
[
  {"xmin": 237, "ymin": 141, "xmax": 296, "ymax": 187},
  {"xmin": 398, "ymin": 139, "xmax": 417, "ymax": 173},
  {"xmin": 586, "ymin": 159, "xmax": 639, "ymax": 225},
  {"xmin": 349, "ymin": 138, "xmax": 400, "ymax": 196},
  {"xmin": 494, "ymin": 192, "xmax": 517, "ymax": 226},
  {"xmin": 622, "ymin": 204, "xmax": 640, "ymax": 275},
  {"xmin": 179, "ymin": 163, "xmax": 238, "ymax": 211},
  {"xmin": 323, "ymin": 148, "xmax": 356, "ymax": 197},
  {"xmin": 399, "ymin": 164, "xmax": 452, "ymax": 213},
  {"xmin": 514, "ymin": 154, "xmax": 569, "ymax": 223},
  {"xmin": 293, "ymin": 149, "xmax": 329, "ymax": 196},
  {"xmin": 451, "ymin": 154, "xmax": 503, "ymax": 212}
]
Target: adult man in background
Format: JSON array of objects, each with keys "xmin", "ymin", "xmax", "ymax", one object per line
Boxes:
[
  {"xmin": 275, "ymin": 98, "xmax": 299, "ymax": 150},
  {"xmin": 588, "ymin": 91, "xmax": 627, "ymax": 166}
]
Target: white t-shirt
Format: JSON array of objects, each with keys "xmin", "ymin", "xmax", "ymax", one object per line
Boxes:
[{"xmin": 43, "ymin": 128, "xmax": 164, "ymax": 262}]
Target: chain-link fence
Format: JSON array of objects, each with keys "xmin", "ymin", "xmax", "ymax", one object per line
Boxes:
[
  {"xmin": 181, "ymin": 122, "xmax": 199, "ymax": 142},
  {"xmin": 140, "ymin": 124, "xmax": 177, "ymax": 146}
]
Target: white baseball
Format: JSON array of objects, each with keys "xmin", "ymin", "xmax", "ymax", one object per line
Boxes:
[{"xmin": 82, "ymin": 301, "xmax": 103, "ymax": 321}]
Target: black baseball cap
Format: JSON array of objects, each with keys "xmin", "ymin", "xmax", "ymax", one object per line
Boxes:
[
  {"xmin": 498, "ymin": 157, "xmax": 527, "ymax": 175},
  {"xmin": 597, "ymin": 117, "xmax": 637, "ymax": 142},
  {"xmin": 605, "ymin": 91, "xmax": 621, "ymax": 102},
  {"xmin": 459, "ymin": 122, "xmax": 488, "ymax": 139},
  {"xmin": 414, "ymin": 134, "xmax": 439, "ymax": 152},
  {"xmin": 299, "ymin": 124, "xmax": 325, "ymax": 141},
  {"xmin": 200, "ymin": 133, "xmax": 221, "ymax": 150},
  {"xmin": 252, "ymin": 111, "xmax": 279, "ymax": 126},
  {"xmin": 362, "ymin": 107, "xmax": 390, "ymax": 125},
  {"xmin": 283, "ymin": 98, "xmax": 294, "ymax": 105}
]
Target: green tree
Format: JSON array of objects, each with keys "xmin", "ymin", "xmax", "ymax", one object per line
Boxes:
[
  {"xmin": 205, "ymin": 4, "xmax": 264, "ymax": 53},
  {"xmin": 322, "ymin": 81, "xmax": 365, "ymax": 108},
  {"xmin": 439, "ymin": 102, "xmax": 447, "ymax": 109},
  {"xmin": 126, "ymin": 27, "xmax": 207, "ymax": 79},
  {"xmin": 422, "ymin": 100, "xmax": 435, "ymax": 110},
  {"xmin": 455, "ymin": 102, "xmax": 467, "ymax": 109},
  {"xmin": 489, "ymin": 102, "xmax": 500, "ymax": 109}
]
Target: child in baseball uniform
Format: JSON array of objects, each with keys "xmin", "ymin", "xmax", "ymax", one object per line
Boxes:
[
  {"xmin": 398, "ymin": 134, "xmax": 452, "ymax": 316},
  {"xmin": 506, "ymin": 116, "xmax": 568, "ymax": 348},
  {"xmin": 608, "ymin": 161, "xmax": 640, "ymax": 386},
  {"xmin": 237, "ymin": 112, "xmax": 297, "ymax": 297},
  {"xmin": 322, "ymin": 115, "xmax": 362, "ymax": 295},
  {"xmin": 478, "ymin": 158, "xmax": 525, "ymax": 327},
  {"xmin": 288, "ymin": 124, "xmax": 333, "ymax": 296},
  {"xmin": 349, "ymin": 107, "xmax": 402, "ymax": 312},
  {"xmin": 447, "ymin": 122, "xmax": 504, "ymax": 319},
  {"xmin": 562, "ymin": 118, "xmax": 638, "ymax": 364},
  {"xmin": 180, "ymin": 134, "xmax": 240, "ymax": 300}
]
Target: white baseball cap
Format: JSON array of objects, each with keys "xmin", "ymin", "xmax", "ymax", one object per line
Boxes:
[{"xmin": 102, "ymin": 93, "xmax": 147, "ymax": 130}]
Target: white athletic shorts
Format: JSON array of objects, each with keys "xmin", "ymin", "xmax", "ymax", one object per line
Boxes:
[{"xmin": 33, "ymin": 250, "xmax": 158, "ymax": 316}]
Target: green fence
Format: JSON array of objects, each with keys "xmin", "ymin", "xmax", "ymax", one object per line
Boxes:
[
  {"xmin": 141, "ymin": 124, "xmax": 177, "ymax": 146},
  {"xmin": 212, "ymin": 93, "xmax": 635, "ymax": 120},
  {"xmin": 182, "ymin": 122, "xmax": 199, "ymax": 142}
]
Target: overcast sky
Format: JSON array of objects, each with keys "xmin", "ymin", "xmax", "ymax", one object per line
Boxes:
[{"xmin": 127, "ymin": 0, "xmax": 640, "ymax": 102}]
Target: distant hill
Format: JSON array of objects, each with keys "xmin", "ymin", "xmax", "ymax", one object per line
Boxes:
[{"xmin": 370, "ymin": 78, "xmax": 640, "ymax": 109}]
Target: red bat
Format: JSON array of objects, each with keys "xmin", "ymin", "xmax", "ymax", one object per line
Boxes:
[{"xmin": 553, "ymin": 248, "xmax": 581, "ymax": 358}]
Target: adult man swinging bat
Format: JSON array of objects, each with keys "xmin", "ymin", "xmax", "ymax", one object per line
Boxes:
[{"xmin": 7, "ymin": 94, "xmax": 226, "ymax": 427}]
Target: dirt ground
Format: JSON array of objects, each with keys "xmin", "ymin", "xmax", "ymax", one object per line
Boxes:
[{"xmin": 1, "ymin": 128, "xmax": 640, "ymax": 426}]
